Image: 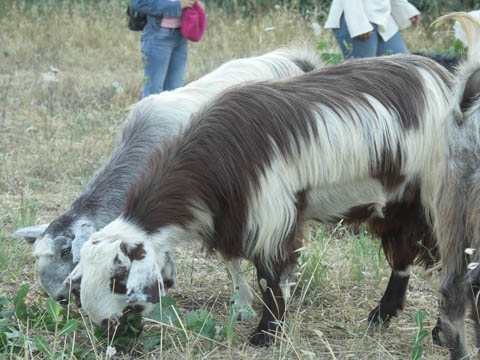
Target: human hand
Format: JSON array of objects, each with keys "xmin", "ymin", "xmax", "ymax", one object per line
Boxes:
[
  {"xmin": 180, "ymin": 0, "xmax": 195, "ymax": 8},
  {"xmin": 410, "ymin": 14, "xmax": 421, "ymax": 28},
  {"xmin": 357, "ymin": 31, "xmax": 372, "ymax": 40}
]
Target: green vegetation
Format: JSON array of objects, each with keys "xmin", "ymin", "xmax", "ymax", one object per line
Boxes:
[
  {"xmin": 0, "ymin": 285, "xmax": 79, "ymax": 358},
  {"xmin": 0, "ymin": 286, "xmax": 245, "ymax": 358},
  {"xmin": 411, "ymin": 311, "xmax": 430, "ymax": 360}
]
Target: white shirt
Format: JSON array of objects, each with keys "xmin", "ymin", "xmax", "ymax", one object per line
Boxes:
[{"xmin": 324, "ymin": 0, "xmax": 420, "ymax": 42}]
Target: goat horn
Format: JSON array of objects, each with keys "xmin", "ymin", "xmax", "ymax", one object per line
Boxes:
[
  {"xmin": 468, "ymin": 262, "xmax": 480, "ymax": 270},
  {"xmin": 465, "ymin": 248, "xmax": 476, "ymax": 255},
  {"xmin": 432, "ymin": 12, "xmax": 480, "ymax": 57}
]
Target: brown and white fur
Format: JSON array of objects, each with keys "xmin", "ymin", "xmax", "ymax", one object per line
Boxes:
[
  {"xmin": 433, "ymin": 13, "xmax": 480, "ymax": 359},
  {"xmin": 70, "ymin": 54, "xmax": 452, "ymax": 346},
  {"xmin": 12, "ymin": 47, "xmax": 322, "ymax": 317}
]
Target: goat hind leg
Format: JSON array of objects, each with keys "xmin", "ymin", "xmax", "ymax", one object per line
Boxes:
[
  {"xmin": 368, "ymin": 264, "xmax": 412, "ymax": 327},
  {"xmin": 368, "ymin": 232, "xmax": 417, "ymax": 328}
]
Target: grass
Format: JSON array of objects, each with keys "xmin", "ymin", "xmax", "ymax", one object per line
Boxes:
[{"xmin": 0, "ymin": 0, "xmax": 471, "ymax": 358}]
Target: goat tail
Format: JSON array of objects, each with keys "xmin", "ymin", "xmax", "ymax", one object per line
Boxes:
[{"xmin": 272, "ymin": 44, "xmax": 324, "ymax": 73}]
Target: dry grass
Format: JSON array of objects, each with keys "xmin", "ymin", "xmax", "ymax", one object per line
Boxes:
[{"xmin": 0, "ymin": 1, "xmax": 465, "ymax": 359}]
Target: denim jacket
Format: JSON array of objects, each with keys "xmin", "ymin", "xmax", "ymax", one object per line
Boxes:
[{"xmin": 131, "ymin": 0, "xmax": 183, "ymax": 33}]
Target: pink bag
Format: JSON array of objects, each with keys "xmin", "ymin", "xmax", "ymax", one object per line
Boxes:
[{"xmin": 180, "ymin": 2, "xmax": 207, "ymax": 42}]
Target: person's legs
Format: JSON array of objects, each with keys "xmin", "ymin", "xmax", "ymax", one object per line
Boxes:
[
  {"xmin": 377, "ymin": 30, "xmax": 409, "ymax": 56},
  {"xmin": 351, "ymin": 23, "xmax": 379, "ymax": 58},
  {"xmin": 141, "ymin": 29, "xmax": 175, "ymax": 98},
  {"xmin": 332, "ymin": 14, "xmax": 353, "ymax": 60},
  {"xmin": 163, "ymin": 31, "xmax": 188, "ymax": 91}
]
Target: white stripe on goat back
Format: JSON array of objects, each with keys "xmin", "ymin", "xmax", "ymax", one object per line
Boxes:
[
  {"xmin": 132, "ymin": 47, "xmax": 322, "ymax": 131},
  {"xmin": 244, "ymin": 85, "xmax": 448, "ymax": 270}
]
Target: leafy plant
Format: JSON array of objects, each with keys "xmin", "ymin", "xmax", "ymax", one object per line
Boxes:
[
  {"xmin": 133, "ymin": 296, "xmax": 221, "ymax": 351},
  {"xmin": 215, "ymin": 293, "xmax": 251, "ymax": 346},
  {"xmin": 94, "ymin": 311, "xmax": 143, "ymax": 350},
  {"xmin": 446, "ymin": 39, "xmax": 466, "ymax": 57},
  {"xmin": 0, "ymin": 285, "xmax": 78, "ymax": 357},
  {"xmin": 183, "ymin": 309, "xmax": 217, "ymax": 341},
  {"xmin": 317, "ymin": 40, "xmax": 343, "ymax": 64},
  {"xmin": 411, "ymin": 311, "xmax": 429, "ymax": 360},
  {"xmin": 33, "ymin": 297, "xmax": 79, "ymax": 358},
  {"xmin": 219, "ymin": 304, "xmax": 238, "ymax": 345}
]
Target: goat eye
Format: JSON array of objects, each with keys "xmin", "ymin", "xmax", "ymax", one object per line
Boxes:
[{"xmin": 61, "ymin": 247, "xmax": 71, "ymax": 257}]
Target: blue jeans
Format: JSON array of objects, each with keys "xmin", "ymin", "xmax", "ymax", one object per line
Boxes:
[
  {"xmin": 141, "ymin": 28, "xmax": 188, "ymax": 98},
  {"xmin": 332, "ymin": 14, "xmax": 408, "ymax": 59}
]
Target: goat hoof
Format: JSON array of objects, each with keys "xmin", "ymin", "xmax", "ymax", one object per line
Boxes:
[
  {"xmin": 368, "ymin": 305, "xmax": 392, "ymax": 328},
  {"xmin": 249, "ymin": 331, "xmax": 274, "ymax": 346},
  {"xmin": 236, "ymin": 309, "xmax": 256, "ymax": 322},
  {"xmin": 432, "ymin": 323, "xmax": 446, "ymax": 347}
]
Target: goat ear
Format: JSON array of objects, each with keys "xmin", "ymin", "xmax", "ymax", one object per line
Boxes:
[
  {"xmin": 71, "ymin": 221, "xmax": 95, "ymax": 264},
  {"xmin": 162, "ymin": 252, "xmax": 177, "ymax": 289},
  {"xmin": 11, "ymin": 224, "xmax": 49, "ymax": 244},
  {"xmin": 111, "ymin": 253, "xmax": 130, "ymax": 280},
  {"xmin": 64, "ymin": 263, "xmax": 84, "ymax": 289},
  {"xmin": 460, "ymin": 69, "xmax": 480, "ymax": 113},
  {"xmin": 126, "ymin": 248, "xmax": 165, "ymax": 304}
]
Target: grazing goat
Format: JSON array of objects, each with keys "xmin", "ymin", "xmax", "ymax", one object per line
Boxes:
[
  {"xmin": 12, "ymin": 48, "xmax": 322, "ymax": 315},
  {"xmin": 432, "ymin": 12, "xmax": 480, "ymax": 359},
  {"xmin": 69, "ymin": 54, "xmax": 452, "ymax": 345}
]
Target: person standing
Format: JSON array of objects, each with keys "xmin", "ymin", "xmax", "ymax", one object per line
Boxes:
[
  {"xmin": 324, "ymin": 0, "xmax": 421, "ymax": 59},
  {"xmin": 131, "ymin": 0, "xmax": 196, "ymax": 98}
]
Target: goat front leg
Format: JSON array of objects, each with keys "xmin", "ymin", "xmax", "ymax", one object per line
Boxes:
[
  {"xmin": 435, "ymin": 173, "xmax": 471, "ymax": 358},
  {"xmin": 460, "ymin": 263, "xmax": 480, "ymax": 352},
  {"xmin": 469, "ymin": 287, "xmax": 480, "ymax": 350},
  {"xmin": 433, "ymin": 280, "xmax": 480, "ymax": 348},
  {"xmin": 431, "ymin": 316, "xmax": 445, "ymax": 346},
  {"xmin": 228, "ymin": 258, "xmax": 256, "ymax": 321},
  {"xmin": 249, "ymin": 264, "xmax": 286, "ymax": 346},
  {"xmin": 439, "ymin": 266, "xmax": 467, "ymax": 360}
]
